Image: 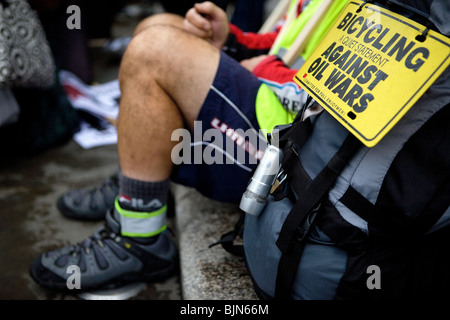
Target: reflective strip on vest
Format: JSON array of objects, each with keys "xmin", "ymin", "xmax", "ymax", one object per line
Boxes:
[{"xmin": 115, "ymin": 198, "xmax": 167, "ymax": 237}]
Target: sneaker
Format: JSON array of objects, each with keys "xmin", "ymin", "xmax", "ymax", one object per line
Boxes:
[
  {"xmin": 57, "ymin": 173, "xmax": 119, "ymax": 221},
  {"xmin": 29, "ymin": 210, "xmax": 178, "ymax": 292}
]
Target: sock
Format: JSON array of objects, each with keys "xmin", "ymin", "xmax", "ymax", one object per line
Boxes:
[
  {"xmin": 115, "ymin": 172, "xmax": 170, "ymax": 243},
  {"xmin": 117, "ymin": 173, "xmax": 169, "ymax": 212}
]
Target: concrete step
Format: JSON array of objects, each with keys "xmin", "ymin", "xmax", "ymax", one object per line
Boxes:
[{"xmin": 171, "ymin": 183, "xmax": 257, "ymax": 300}]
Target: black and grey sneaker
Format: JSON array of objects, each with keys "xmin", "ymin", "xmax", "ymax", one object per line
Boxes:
[
  {"xmin": 29, "ymin": 210, "xmax": 178, "ymax": 292},
  {"xmin": 57, "ymin": 173, "xmax": 119, "ymax": 221}
]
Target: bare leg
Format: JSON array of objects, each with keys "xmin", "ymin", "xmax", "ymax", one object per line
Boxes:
[
  {"xmin": 29, "ymin": 16, "xmax": 233, "ymax": 293},
  {"xmin": 117, "ymin": 24, "xmax": 220, "ymax": 182}
]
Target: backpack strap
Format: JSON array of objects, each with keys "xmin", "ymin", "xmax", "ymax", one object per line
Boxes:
[
  {"xmin": 275, "ymin": 133, "xmax": 362, "ymax": 299},
  {"xmin": 210, "ymin": 100, "xmax": 317, "ymax": 258},
  {"xmin": 341, "ymin": 173, "xmax": 450, "ymax": 238},
  {"xmin": 209, "ymin": 211, "xmax": 245, "ymax": 257}
]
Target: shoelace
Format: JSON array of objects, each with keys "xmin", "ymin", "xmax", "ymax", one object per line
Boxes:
[{"xmin": 70, "ymin": 225, "xmax": 118, "ymax": 257}]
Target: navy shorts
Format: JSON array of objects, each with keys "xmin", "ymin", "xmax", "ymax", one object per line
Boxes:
[{"xmin": 171, "ymin": 51, "xmax": 267, "ymax": 204}]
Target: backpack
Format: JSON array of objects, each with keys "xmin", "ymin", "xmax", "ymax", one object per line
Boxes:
[
  {"xmin": 213, "ymin": 0, "xmax": 450, "ymax": 300},
  {"xmin": 243, "ymin": 89, "xmax": 449, "ymax": 299},
  {"xmin": 214, "ymin": 57, "xmax": 449, "ymax": 301}
]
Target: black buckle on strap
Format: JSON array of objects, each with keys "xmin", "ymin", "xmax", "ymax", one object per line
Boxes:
[{"xmin": 295, "ymin": 203, "xmax": 320, "ymax": 243}]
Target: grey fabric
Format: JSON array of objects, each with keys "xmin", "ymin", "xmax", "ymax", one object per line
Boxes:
[
  {"xmin": 329, "ymin": 66, "xmax": 450, "ymax": 233},
  {"xmin": 386, "ymin": 0, "xmax": 450, "ymax": 35},
  {"xmin": 0, "ymin": 89, "xmax": 19, "ymax": 127},
  {"xmin": 0, "ymin": 0, "xmax": 56, "ymax": 88},
  {"xmin": 243, "ymin": 67, "xmax": 450, "ymax": 299},
  {"xmin": 243, "ymin": 0, "xmax": 450, "ymax": 300},
  {"xmin": 244, "ymin": 196, "xmax": 347, "ymax": 299},
  {"xmin": 118, "ymin": 173, "xmax": 169, "ymax": 211}
]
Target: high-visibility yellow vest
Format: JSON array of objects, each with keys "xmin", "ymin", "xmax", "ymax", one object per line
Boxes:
[{"xmin": 256, "ymin": 0, "xmax": 349, "ymax": 132}]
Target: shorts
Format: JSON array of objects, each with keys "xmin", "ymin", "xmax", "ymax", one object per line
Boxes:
[{"xmin": 171, "ymin": 51, "xmax": 267, "ymax": 204}]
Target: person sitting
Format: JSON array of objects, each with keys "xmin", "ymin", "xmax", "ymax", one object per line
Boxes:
[{"xmin": 29, "ymin": 0, "xmax": 350, "ymax": 292}]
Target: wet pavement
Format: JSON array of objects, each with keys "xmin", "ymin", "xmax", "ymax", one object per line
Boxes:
[
  {"xmin": 0, "ymin": 140, "xmax": 181, "ymax": 300},
  {"xmin": 0, "ymin": 3, "xmax": 181, "ymax": 300}
]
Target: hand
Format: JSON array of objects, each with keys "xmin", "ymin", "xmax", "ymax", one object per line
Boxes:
[
  {"xmin": 240, "ymin": 55, "xmax": 268, "ymax": 72},
  {"xmin": 183, "ymin": 1, "xmax": 230, "ymax": 49}
]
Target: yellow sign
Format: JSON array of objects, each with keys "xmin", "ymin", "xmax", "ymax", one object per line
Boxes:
[{"xmin": 294, "ymin": 0, "xmax": 450, "ymax": 147}]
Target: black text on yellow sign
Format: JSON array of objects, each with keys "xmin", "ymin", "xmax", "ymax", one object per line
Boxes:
[{"xmin": 294, "ymin": 0, "xmax": 450, "ymax": 147}]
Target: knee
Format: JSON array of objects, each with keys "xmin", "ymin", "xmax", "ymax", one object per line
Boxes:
[
  {"xmin": 119, "ymin": 31, "xmax": 152, "ymax": 83},
  {"xmin": 119, "ymin": 25, "xmax": 176, "ymax": 82},
  {"xmin": 133, "ymin": 13, "xmax": 184, "ymax": 36},
  {"xmin": 123, "ymin": 25, "xmax": 172, "ymax": 63}
]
